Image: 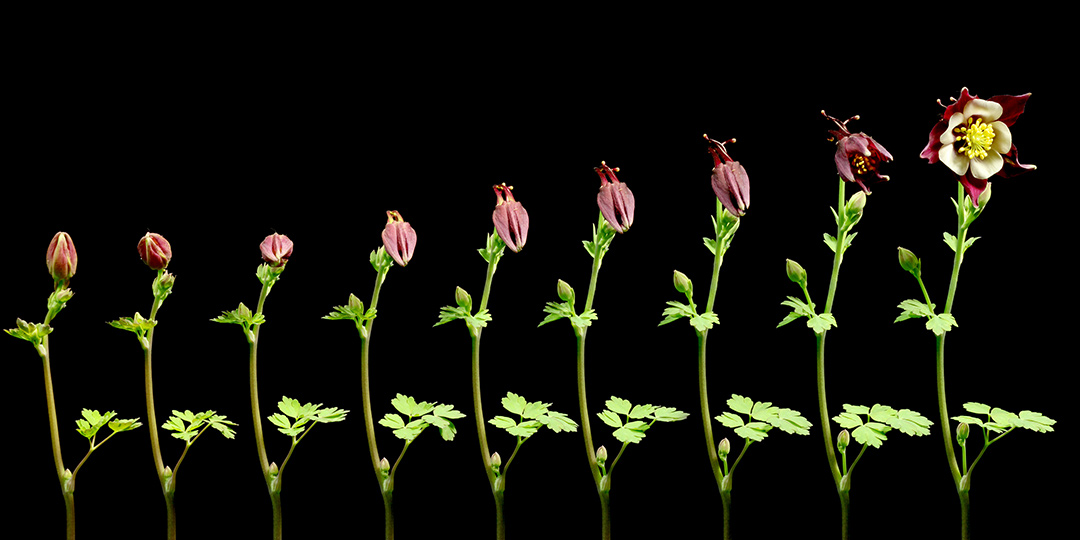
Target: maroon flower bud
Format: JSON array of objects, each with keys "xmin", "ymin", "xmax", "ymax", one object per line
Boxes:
[
  {"xmin": 260, "ymin": 233, "xmax": 294, "ymax": 266},
  {"xmin": 823, "ymin": 111, "xmax": 893, "ymax": 194},
  {"xmin": 381, "ymin": 210, "xmax": 416, "ymax": 267},
  {"xmin": 595, "ymin": 161, "xmax": 635, "ymax": 233},
  {"xmin": 46, "ymin": 232, "xmax": 77, "ymax": 287},
  {"xmin": 137, "ymin": 232, "xmax": 172, "ymax": 270},
  {"xmin": 705, "ymin": 135, "xmax": 750, "ymax": 217},
  {"xmin": 492, "ymin": 183, "xmax": 529, "ymax": 252}
]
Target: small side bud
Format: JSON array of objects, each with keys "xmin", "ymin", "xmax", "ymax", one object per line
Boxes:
[
  {"xmin": 846, "ymin": 190, "xmax": 867, "ymax": 215},
  {"xmin": 956, "ymin": 423, "xmax": 970, "ymax": 447},
  {"xmin": 837, "ymin": 429, "xmax": 850, "ymax": 454},
  {"xmin": 163, "ymin": 465, "xmax": 173, "ymax": 477},
  {"xmin": 718, "ymin": 438, "xmax": 730, "ymax": 460},
  {"xmin": 673, "ymin": 270, "xmax": 693, "ymax": 295},
  {"xmin": 269, "ymin": 462, "xmax": 279, "ymax": 476},
  {"xmin": 490, "ymin": 452, "xmax": 502, "ymax": 474},
  {"xmin": 785, "ymin": 259, "xmax": 807, "ymax": 287},
  {"xmin": 557, "ymin": 279, "xmax": 574, "ymax": 303},
  {"xmin": 455, "ymin": 286, "xmax": 472, "ymax": 311},
  {"xmin": 976, "ymin": 183, "xmax": 991, "ymax": 209},
  {"xmin": 897, "ymin": 247, "xmax": 920, "ymax": 275},
  {"xmin": 595, "ymin": 445, "xmax": 608, "ymax": 465}
]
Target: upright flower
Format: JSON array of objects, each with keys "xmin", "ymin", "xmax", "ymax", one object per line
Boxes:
[
  {"xmin": 596, "ymin": 161, "xmax": 635, "ymax": 233},
  {"xmin": 492, "ymin": 183, "xmax": 529, "ymax": 252},
  {"xmin": 46, "ymin": 231, "xmax": 77, "ymax": 287},
  {"xmin": 823, "ymin": 111, "xmax": 893, "ymax": 194},
  {"xmin": 705, "ymin": 135, "xmax": 750, "ymax": 217},
  {"xmin": 919, "ymin": 87, "xmax": 1035, "ymax": 205},
  {"xmin": 382, "ymin": 210, "xmax": 416, "ymax": 267},
  {"xmin": 260, "ymin": 233, "xmax": 294, "ymax": 266},
  {"xmin": 137, "ymin": 232, "xmax": 173, "ymax": 270}
]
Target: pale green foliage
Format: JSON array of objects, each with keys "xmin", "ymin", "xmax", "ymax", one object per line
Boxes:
[
  {"xmin": 777, "ymin": 296, "xmax": 836, "ymax": 333},
  {"xmin": 76, "ymin": 409, "xmax": 142, "ymax": 439},
  {"xmin": 824, "ymin": 231, "xmax": 858, "ymax": 254},
  {"xmin": 539, "ymin": 301, "xmax": 597, "ymax": 329},
  {"xmin": 582, "ymin": 219, "xmax": 617, "ymax": 260},
  {"xmin": 162, "ymin": 410, "xmax": 237, "ymax": 443},
  {"xmin": 833, "ymin": 404, "xmax": 932, "ymax": 448},
  {"xmin": 378, "ymin": 394, "xmax": 464, "ymax": 442},
  {"xmin": 953, "ymin": 402, "xmax": 1056, "ymax": 434},
  {"xmin": 489, "ymin": 392, "xmax": 578, "ymax": 439},
  {"xmin": 4, "ymin": 318, "xmax": 53, "ymax": 347},
  {"xmin": 658, "ymin": 301, "xmax": 719, "ymax": 332},
  {"xmin": 434, "ymin": 305, "xmax": 492, "ymax": 329},
  {"xmin": 323, "ymin": 294, "xmax": 378, "ymax": 338},
  {"xmin": 715, "ymin": 394, "xmax": 811, "ymax": 442},
  {"xmin": 108, "ymin": 312, "xmax": 157, "ymax": 333},
  {"xmin": 943, "ymin": 232, "xmax": 980, "ymax": 254},
  {"xmin": 478, "ymin": 231, "xmax": 507, "ymax": 264},
  {"xmin": 598, "ymin": 396, "xmax": 688, "ymax": 444},
  {"xmin": 267, "ymin": 396, "xmax": 348, "ymax": 438},
  {"xmin": 894, "ymin": 299, "xmax": 958, "ymax": 335}
]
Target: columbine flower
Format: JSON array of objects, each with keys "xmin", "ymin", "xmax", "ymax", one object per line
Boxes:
[
  {"xmin": 595, "ymin": 161, "xmax": 635, "ymax": 233},
  {"xmin": 492, "ymin": 183, "xmax": 529, "ymax": 252},
  {"xmin": 46, "ymin": 232, "xmax": 78, "ymax": 287},
  {"xmin": 260, "ymin": 233, "xmax": 294, "ymax": 266},
  {"xmin": 137, "ymin": 232, "xmax": 172, "ymax": 270},
  {"xmin": 919, "ymin": 87, "xmax": 1034, "ymax": 205},
  {"xmin": 381, "ymin": 210, "xmax": 416, "ymax": 267},
  {"xmin": 823, "ymin": 111, "xmax": 893, "ymax": 194},
  {"xmin": 705, "ymin": 135, "xmax": 750, "ymax": 217}
]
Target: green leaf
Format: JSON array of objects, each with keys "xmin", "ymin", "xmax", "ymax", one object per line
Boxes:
[
  {"xmin": 824, "ymin": 233, "xmax": 838, "ymax": 253},
  {"xmin": 925, "ymin": 313, "xmax": 958, "ymax": 336},
  {"xmin": 612, "ymin": 421, "xmax": 649, "ymax": 444},
  {"xmin": 539, "ymin": 301, "xmax": 597, "ymax": 329},
  {"xmin": 716, "ymin": 412, "xmax": 744, "ymax": 429},
  {"xmin": 489, "ymin": 416, "xmax": 517, "ymax": 429},
  {"xmin": 628, "ymin": 404, "xmax": 656, "ymax": 420},
  {"xmin": 649, "ymin": 407, "xmax": 688, "ymax": 422},
  {"xmin": 963, "ymin": 402, "xmax": 991, "ymax": 415},
  {"xmin": 75, "ymin": 409, "xmax": 117, "ymax": 439},
  {"xmin": 852, "ymin": 423, "xmax": 890, "ymax": 448},
  {"xmin": 734, "ymin": 422, "xmax": 770, "ymax": 442},
  {"xmin": 843, "ymin": 404, "xmax": 870, "ymax": 415},
  {"xmin": 727, "ymin": 395, "xmax": 753, "ymax": 415},
  {"xmin": 883, "ymin": 408, "xmax": 933, "ymax": 437},
  {"xmin": 597, "ymin": 410, "xmax": 623, "ymax": 428},
  {"xmin": 895, "ymin": 299, "xmax": 935, "ymax": 323},
  {"xmin": 606, "ymin": 397, "xmax": 632, "ymax": 415},
  {"xmin": 751, "ymin": 402, "xmax": 811, "ymax": 436},
  {"xmin": 807, "ymin": 313, "xmax": 837, "ymax": 334},
  {"xmin": 502, "ymin": 392, "xmax": 527, "ymax": 415},
  {"xmin": 434, "ymin": 305, "xmax": 492, "ymax": 329},
  {"xmin": 703, "ymin": 236, "xmax": 718, "ymax": 255},
  {"xmin": 536, "ymin": 410, "xmax": 578, "ymax": 433},
  {"xmin": 952, "ymin": 415, "xmax": 984, "ymax": 426},
  {"xmin": 1017, "ymin": 410, "xmax": 1056, "ymax": 432},
  {"xmin": 689, "ymin": 311, "xmax": 720, "ymax": 332},
  {"xmin": 832, "ymin": 412, "xmax": 863, "ymax": 430},
  {"xmin": 943, "ymin": 232, "xmax": 959, "ymax": 253},
  {"xmin": 108, "ymin": 418, "xmax": 143, "ymax": 432},
  {"xmin": 658, "ymin": 301, "xmax": 695, "ymax": 327}
]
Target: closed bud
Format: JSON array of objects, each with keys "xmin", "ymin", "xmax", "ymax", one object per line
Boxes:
[
  {"xmin": 673, "ymin": 270, "xmax": 693, "ymax": 295},
  {"xmin": 382, "ymin": 211, "xmax": 417, "ymax": 267},
  {"xmin": 269, "ymin": 462, "xmax": 279, "ymax": 475},
  {"xmin": 837, "ymin": 429, "xmax": 850, "ymax": 453},
  {"xmin": 785, "ymin": 259, "xmax": 807, "ymax": 287},
  {"xmin": 490, "ymin": 452, "xmax": 502, "ymax": 468},
  {"xmin": 718, "ymin": 438, "xmax": 730, "ymax": 459},
  {"xmin": 595, "ymin": 445, "xmax": 608, "ymax": 465},
  {"xmin": 137, "ymin": 232, "xmax": 173, "ymax": 270},
  {"xmin": 847, "ymin": 190, "xmax": 867, "ymax": 216},
  {"xmin": 455, "ymin": 286, "xmax": 472, "ymax": 311},
  {"xmin": 976, "ymin": 183, "xmax": 991, "ymax": 209},
  {"xmin": 897, "ymin": 247, "xmax": 920, "ymax": 274},
  {"xmin": 46, "ymin": 232, "xmax": 78, "ymax": 287},
  {"xmin": 379, "ymin": 457, "xmax": 390, "ymax": 475},
  {"xmin": 956, "ymin": 423, "xmax": 970, "ymax": 447},
  {"xmin": 557, "ymin": 279, "xmax": 574, "ymax": 303},
  {"xmin": 260, "ymin": 233, "xmax": 294, "ymax": 267}
]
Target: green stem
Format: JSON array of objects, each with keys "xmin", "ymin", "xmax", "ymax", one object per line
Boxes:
[
  {"xmin": 64, "ymin": 492, "xmax": 75, "ymax": 540},
  {"xmin": 697, "ymin": 331, "xmax": 724, "ymax": 489},
  {"xmin": 936, "ymin": 334, "xmax": 962, "ymax": 488},
  {"xmin": 144, "ymin": 291, "xmax": 176, "ymax": 539},
  {"xmin": 824, "ymin": 177, "xmax": 848, "ymax": 314},
  {"xmin": 247, "ymin": 279, "xmax": 282, "ymax": 540},
  {"xmin": 727, "ymin": 439, "xmax": 751, "ymax": 476},
  {"xmin": 576, "ymin": 329, "xmax": 602, "ymax": 489},
  {"xmin": 359, "ymin": 268, "xmax": 390, "ymax": 539},
  {"xmin": 841, "ymin": 491, "xmax": 851, "ymax": 540},
  {"xmin": 40, "ymin": 292, "xmax": 71, "ymax": 539},
  {"xmin": 817, "ymin": 332, "xmax": 842, "ymax": 489},
  {"xmin": 960, "ymin": 490, "xmax": 970, "ymax": 540},
  {"xmin": 721, "ymin": 489, "xmax": 732, "ymax": 540},
  {"xmin": 705, "ymin": 199, "xmax": 725, "ymax": 314}
]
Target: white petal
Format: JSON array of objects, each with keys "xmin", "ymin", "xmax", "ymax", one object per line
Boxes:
[
  {"xmin": 968, "ymin": 151, "xmax": 1004, "ymax": 179},
  {"xmin": 991, "ymin": 121, "xmax": 1012, "ymax": 153},
  {"xmin": 938, "ymin": 144, "xmax": 970, "ymax": 176},
  {"xmin": 940, "ymin": 112, "xmax": 964, "ymax": 144},
  {"xmin": 963, "ymin": 98, "xmax": 1003, "ymax": 122}
]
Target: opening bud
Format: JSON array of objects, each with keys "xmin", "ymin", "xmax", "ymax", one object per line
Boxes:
[
  {"xmin": 46, "ymin": 232, "xmax": 78, "ymax": 287},
  {"xmin": 595, "ymin": 445, "xmax": 608, "ymax": 465},
  {"xmin": 837, "ymin": 429, "xmax": 850, "ymax": 454},
  {"xmin": 897, "ymin": 247, "xmax": 921, "ymax": 275},
  {"xmin": 557, "ymin": 279, "xmax": 575, "ymax": 303},
  {"xmin": 718, "ymin": 438, "xmax": 730, "ymax": 460},
  {"xmin": 382, "ymin": 211, "xmax": 417, "ymax": 267},
  {"xmin": 956, "ymin": 423, "xmax": 970, "ymax": 447},
  {"xmin": 673, "ymin": 270, "xmax": 693, "ymax": 295},
  {"xmin": 260, "ymin": 233, "xmax": 294, "ymax": 267},
  {"xmin": 138, "ymin": 232, "xmax": 173, "ymax": 270},
  {"xmin": 785, "ymin": 259, "xmax": 807, "ymax": 287},
  {"xmin": 455, "ymin": 286, "xmax": 472, "ymax": 311}
]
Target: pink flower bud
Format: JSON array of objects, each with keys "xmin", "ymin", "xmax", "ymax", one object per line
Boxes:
[
  {"xmin": 492, "ymin": 183, "xmax": 529, "ymax": 252},
  {"xmin": 706, "ymin": 136, "xmax": 750, "ymax": 217},
  {"xmin": 381, "ymin": 210, "xmax": 416, "ymax": 267},
  {"xmin": 595, "ymin": 161, "xmax": 635, "ymax": 233},
  {"xmin": 137, "ymin": 232, "xmax": 172, "ymax": 270},
  {"xmin": 260, "ymin": 233, "xmax": 294, "ymax": 266},
  {"xmin": 46, "ymin": 232, "xmax": 77, "ymax": 286}
]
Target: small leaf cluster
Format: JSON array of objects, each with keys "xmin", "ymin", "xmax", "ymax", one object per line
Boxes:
[
  {"xmin": 378, "ymin": 394, "xmax": 465, "ymax": 442},
  {"xmin": 75, "ymin": 409, "xmax": 142, "ymax": 440},
  {"xmin": 162, "ymin": 410, "xmax": 238, "ymax": 443},
  {"xmin": 256, "ymin": 263, "xmax": 286, "ymax": 288},
  {"xmin": 370, "ymin": 246, "xmax": 394, "ymax": 274},
  {"xmin": 324, "ymin": 293, "xmax": 378, "ymax": 338},
  {"xmin": 777, "ymin": 296, "xmax": 836, "ymax": 334},
  {"xmin": 659, "ymin": 272, "xmax": 719, "ymax": 333},
  {"xmin": 478, "ymin": 231, "xmax": 507, "ymax": 265},
  {"xmin": 434, "ymin": 286, "xmax": 491, "ymax": 331},
  {"xmin": 943, "ymin": 232, "xmax": 980, "ymax": 255},
  {"xmin": 211, "ymin": 303, "xmax": 265, "ymax": 343},
  {"xmin": 540, "ymin": 300, "xmax": 597, "ymax": 330},
  {"xmin": 895, "ymin": 299, "xmax": 958, "ymax": 336},
  {"xmin": 5, "ymin": 318, "xmax": 53, "ymax": 352},
  {"xmin": 825, "ymin": 191, "xmax": 865, "ymax": 255},
  {"xmin": 832, "ymin": 404, "xmax": 932, "ymax": 448},
  {"xmin": 702, "ymin": 206, "xmax": 740, "ymax": 256},
  {"xmin": 489, "ymin": 392, "xmax": 578, "ymax": 439},
  {"xmin": 597, "ymin": 396, "xmax": 688, "ymax": 444},
  {"xmin": 715, "ymin": 394, "xmax": 811, "ymax": 442},
  {"xmin": 582, "ymin": 217, "xmax": 617, "ymax": 260},
  {"xmin": 952, "ymin": 402, "xmax": 1055, "ymax": 434},
  {"xmin": 268, "ymin": 396, "xmax": 349, "ymax": 438},
  {"xmin": 109, "ymin": 312, "xmax": 158, "ymax": 349},
  {"xmin": 46, "ymin": 288, "xmax": 75, "ymax": 319}
]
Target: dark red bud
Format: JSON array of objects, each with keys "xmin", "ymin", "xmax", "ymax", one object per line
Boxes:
[
  {"xmin": 137, "ymin": 232, "xmax": 173, "ymax": 270},
  {"xmin": 46, "ymin": 232, "xmax": 78, "ymax": 286}
]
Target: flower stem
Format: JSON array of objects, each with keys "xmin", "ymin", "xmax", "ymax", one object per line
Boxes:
[
  {"xmin": 39, "ymin": 290, "xmax": 72, "ymax": 539},
  {"xmin": 247, "ymin": 279, "xmax": 282, "ymax": 540},
  {"xmin": 697, "ymin": 331, "xmax": 724, "ymax": 489},
  {"xmin": 143, "ymin": 289, "xmax": 176, "ymax": 539},
  {"xmin": 359, "ymin": 267, "xmax": 390, "ymax": 538}
]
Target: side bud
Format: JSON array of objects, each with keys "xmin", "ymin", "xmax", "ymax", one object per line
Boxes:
[
  {"xmin": 956, "ymin": 423, "xmax": 970, "ymax": 447},
  {"xmin": 897, "ymin": 247, "xmax": 921, "ymax": 275},
  {"xmin": 138, "ymin": 232, "xmax": 173, "ymax": 270},
  {"xmin": 557, "ymin": 279, "xmax": 575, "ymax": 303},
  {"xmin": 846, "ymin": 190, "xmax": 867, "ymax": 224},
  {"xmin": 718, "ymin": 438, "xmax": 730, "ymax": 460},
  {"xmin": 595, "ymin": 445, "xmax": 608, "ymax": 465},
  {"xmin": 490, "ymin": 452, "xmax": 502, "ymax": 475},
  {"xmin": 976, "ymin": 183, "xmax": 991, "ymax": 209},
  {"xmin": 455, "ymin": 286, "xmax": 472, "ymax": 311},
  {"xmin": 785, "ymin": 259, "xmax": 807, "ymax": 288},
  {"xmin": 46, "ymin": 232, "xmax": 78, "ymax": 287},
  {"xmin": 837, "ymin": 429, "xmax": 850, "ymax": 454},
  {"xmin": 379, "ymin": 457, "xmax": 390, "ymax": 477},
  {"xmin": 673, "ymin": 270, "xmax": 693, "ymax": 295}
]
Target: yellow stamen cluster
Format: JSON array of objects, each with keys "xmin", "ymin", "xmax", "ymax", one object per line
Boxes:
[
  {"xmin": 850, "ymin": 154, "xmax": 874, "ymax": 175},
  {"xmin": 955, "ymin": 117, "xmax": 996, "ymax": 160}
]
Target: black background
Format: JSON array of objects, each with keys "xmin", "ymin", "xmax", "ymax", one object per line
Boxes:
[{"xmin": 2, "ymin": 25, "xmax": 1067, "ymax": 540}]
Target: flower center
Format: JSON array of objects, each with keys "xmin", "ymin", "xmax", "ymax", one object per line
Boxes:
[
  {"xmin": 850, "ymin": 154, "xmax": 875, "ymax": 175},
  {"xmin": 954, "ymin": 117, "xmax": 996, "ymax": 160}
]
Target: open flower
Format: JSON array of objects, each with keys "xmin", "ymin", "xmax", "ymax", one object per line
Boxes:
[
  {"xmin": 919, "ymin": 87, "xmax": 1034, "ymax": 205},
  {"xmin": 492, "ymin": 183, "xmax": 529, "ymax": 252},
  {"xmin": 824, "ymin": 111, "xmax": 893, "ymax": 194},
  {"xmin": 705, "ymin": 135, "xmax": 749, "ymax": 217},
  {"xmin": 137, "ymin": 232, "xmax": 172, "ymax": 270},
  {"xmin": 381, "ymin": 210, "xmax": 416, "ymax": 267},
  {"xmin": 595, "ymin": 161, "xmax": 635, "ymax": 233},
  {"xmin": 46, "ymin": 232, "xmax": 78, "ymax": 287},
  {"xmin": 260, "ymin": 233, "xmax": 293, "ymax": 266}
]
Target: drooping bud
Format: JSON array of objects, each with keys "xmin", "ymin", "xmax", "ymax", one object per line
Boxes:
[
  {"xmin": 557, "ymin": 279, "xmax": 574, "ymax": 303},
  {"xmin": 46, "ymin": 232, "xmax": 78, "ymax": 287},
  {"xmin": 837, "ymin": 429, "xmax": 850, "ymax": 454},
  {"xmin": 673, "ymin": 270, "xmax": 693, "ymax": 295},
  {"xmin": 595, "ymin": 161, "xmax": 635, "ymax": 233},
  {"xmin": 260, "ymin": 233, "xmax": 294, "ymax": 267},
  {"xmin": 137, "ymin": 232, "xmax": 173, "ymax": 270},
  {"xmin": 785, "ymin": 259, "xmax": 807, "ymax": 287},
  {"xmin": 897, "ymin": 247, "xmax": 921, "ymax": 275},
  {"xmin": 381, "ymin": 210, "xmax": 417, "ymax": 267},
  {"xmin": 956, "ymin": 423, "xmax": 970, "ymax": 447},
  {"xmin": 718, "ymin": 438, "xmax": 730, "ymax": 459},
  {"xmin": 455, "ymin": 286, "xmax": 472, "ymax": 311},
  {"xmin": 492, "ymin": 183, "xmax": 529, "ymax": 252},
  {"xmin": 706, "ymin": 135, "xmax": 750, "ymax": 217}
]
